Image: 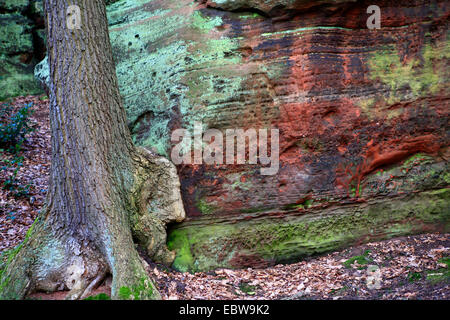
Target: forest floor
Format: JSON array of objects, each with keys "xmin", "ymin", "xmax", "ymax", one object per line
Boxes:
[{"xmin": 1, "ymin": 96, "xmax": 449, "ymax": 300}]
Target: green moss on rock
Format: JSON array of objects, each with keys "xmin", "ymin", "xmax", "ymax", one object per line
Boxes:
[
  {"xmin": 0, "ymin": 13, "xmax": 33, "ymax": 54},
  {"xmin": 118, "ymin": 277, "xmax": 155, "ymax": 300},
  {"xmin": 167, "ymin": 229, "xmax": 195, "ymax": 273},
  {"xmin": 368, "ymin": 41, "xmax": 449, "ymax": 105},
  {"xmin": 168, "ymin": 188, "xmax": 450, "ymax": 272},
  {"xmin": 0, "ymin": 58, "xmax": 42, "ymax": 101},
  {"xmin": 0, "ymin": 12, "xmax": 43, "ymax": 100}
]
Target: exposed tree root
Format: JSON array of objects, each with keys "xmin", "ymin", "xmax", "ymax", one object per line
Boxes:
[
  {"xmin": 0, "ymin": 147, "xmax": 184, "ymax": 300},
  {"xmin": 131, "ymin": 147, "xmax": 185, "ymax": 266}
]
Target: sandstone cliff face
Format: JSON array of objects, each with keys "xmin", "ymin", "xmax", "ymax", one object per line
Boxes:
[
  {"xmin": 105, "ymin": 0, "xmax": 449, "ymax": 272},
  {"xmin": 0, "ymin": 0, "xmax": 45, "ymax": 100},
  {"xmin": 199, "ymin": 0, "xmax": 358, "ymax": 13},
  {"xmin": 24, "ymin": 0, "xmax": 450, "ymax": 272}
]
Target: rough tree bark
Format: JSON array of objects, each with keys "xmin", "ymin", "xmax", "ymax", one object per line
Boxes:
[{"xmin": 0, "ymin": 0, "xmax": 185, "ymax": 300}]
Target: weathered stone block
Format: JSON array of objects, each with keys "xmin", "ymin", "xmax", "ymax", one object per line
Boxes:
[{"xmin": 32, "ymin": 0, "xmax": 450, "ymax": 271}]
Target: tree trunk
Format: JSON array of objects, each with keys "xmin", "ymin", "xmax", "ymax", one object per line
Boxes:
[{"xmin": 0, "ymin": 0, "xmax": 184, "ymax": 300}]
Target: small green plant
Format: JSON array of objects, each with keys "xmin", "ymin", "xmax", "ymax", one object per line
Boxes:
[
  {"xmin": 407, "ymin": 271, "xmax": 422, "ymax": 283},
  {"xmin": 438, "ymin": 257, "xmax": 450, "ymax": 267},
  {"xmin": 343, "ymin": 250, "xmax": 373, "ymax": 269},
  {"xmin": 1, "ymin": 103, "xmax": 34, "ymax": 197},
  {"xmin": 0, "ymin": 103, "xmax": 34, "ymax": 152},
  {"xmin": 0, "ymin": 155, "xmax": 31, "ymax": 198},
  {"xmin": 426, "ymin": 257, "xmax": 450, "ymax": 284},
  {"xmin": 238, "ymin": 282, "xmax": 257, "ymax": 295}
]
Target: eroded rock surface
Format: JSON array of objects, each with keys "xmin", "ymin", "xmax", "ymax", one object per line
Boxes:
[
  {"xmin": 199, "ymin": 0, "xmax": 358, "ymax": 14},
  {"xmin": 31, "ymin": 0, "xmax": 450, "ymax": 271},
  {"xmin": 0, "ymin": 0, "xmax": 45, "ymax": 100},
  {"xmin": 131, "ymin": 147, "xmax": 186, "ymax": 266},
  {"xmin": 102, "ymin": 0, "xmax": 449, "ymax": 271}
]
